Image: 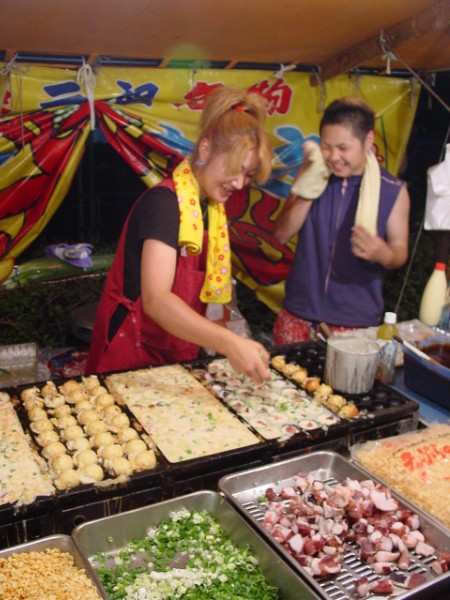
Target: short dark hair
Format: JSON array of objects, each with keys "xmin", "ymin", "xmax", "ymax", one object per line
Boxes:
[{"xmin": 320, "ymin": 96, "xmax": 375, "ymax": 142}]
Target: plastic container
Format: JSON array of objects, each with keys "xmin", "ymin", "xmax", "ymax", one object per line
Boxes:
[
  {"xmin": 376, "ymin": 312, "xmax": 399, "ymax": 384},
  {"xmin": 419, "ymin": 262, "xmax": 448, "ymax": 327},
  {"xmin": 403, "ymin": 334, "xmax": 450, "ymax": 410}
]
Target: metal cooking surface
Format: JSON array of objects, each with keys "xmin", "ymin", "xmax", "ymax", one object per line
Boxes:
[{"xmin": 219, "ymin": 451, "xmax": 450, "ymax": 600}]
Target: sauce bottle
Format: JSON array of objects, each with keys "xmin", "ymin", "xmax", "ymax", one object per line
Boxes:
[
  {"xmin": 377, "ymin": 311, "xmax": 399, "ymax": 340},
  {"xmin": 376, "ymin": 312, "xmax": 399, "ymax": 384},
  {"xmin": 419, "ymin": 262, "xmax": 448, "ymax": 327}
]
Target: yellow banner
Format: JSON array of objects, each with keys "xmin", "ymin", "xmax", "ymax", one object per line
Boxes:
[{"xmin": 1, "ymin": 64, "xmax": 419, "ymax": 297}]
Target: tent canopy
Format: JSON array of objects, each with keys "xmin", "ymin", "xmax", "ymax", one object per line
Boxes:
[{"xmin": 1, "ymin": 0, "xmax": 449, "ymax": 77}]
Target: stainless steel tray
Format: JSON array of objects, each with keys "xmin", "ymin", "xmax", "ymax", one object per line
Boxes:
[
  {"xmin": 0, "ymin": 533, "xmax": 107, "ymax": 599},
  {"xmin": 218, "ymin": 451, "xmax": 450, "ymax": 600},
  {"xmin": 72, "ymin": 489, "xmax": 321, "ymax": 599}
]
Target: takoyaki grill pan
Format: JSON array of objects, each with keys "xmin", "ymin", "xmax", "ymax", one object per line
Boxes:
[
  {"xmin": 269, "ymin": 341, "xmax": 419, "ymax": 437},
  {"xmin": 186, "ymin": 342, "xmax": 419, "ymax": 458},
  {"xmin": 3, "ymin": 378, "xmax": 167, "ymax": 509}
]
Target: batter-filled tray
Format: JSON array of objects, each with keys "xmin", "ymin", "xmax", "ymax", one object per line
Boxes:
[
  {"xmin": 188, "ymin": 357, "xmax": 346, "ymax": 447},
  {"xmin": 218, "ymin": 451, "xmax": 450, "ymax": 600},
  {"xmin": 104, "ymin": 364, "xmax": 268, "ymax": 474}
]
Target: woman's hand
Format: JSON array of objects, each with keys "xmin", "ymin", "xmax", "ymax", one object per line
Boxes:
[{"xmin": 223, "ymin": 336, "xmax": 270, "ymax": 382}]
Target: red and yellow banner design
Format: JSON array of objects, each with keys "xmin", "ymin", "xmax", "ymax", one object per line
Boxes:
[{"xmin": 0, "ymin": 64, "xmax": 419, "ymax": 310}]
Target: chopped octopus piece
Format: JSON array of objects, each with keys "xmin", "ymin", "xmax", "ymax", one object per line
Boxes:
[
  {"xmin": 431, "ymin": 555, "xmax": 450, "ymax": 575},
  {"xmin": 369, "ymin": 578, "xmax": 394, "ymax": 594},
  {"xmin": 260, "ymin": 473, "xmax": 442, "ymax": 587},
  {"xmin": 372, "ymin": 561, "xmax": 393, "ymax": 574},
  {"xmin": 415, "ymin": 541, "xmax": 435, "ymax": 557},
  {"xmin": 288, "ymin": 533, "xmax": 304, "ymax": 554},
  {"xmin": 370, "ymin": 489, "xmax": 399, "ymax": 512},
  {"xmin": 354, "ymin": 575, "xmax": 370, "ymax": 598}
]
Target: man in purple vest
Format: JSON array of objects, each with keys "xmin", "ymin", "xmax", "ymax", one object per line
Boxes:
[{"xmin": 273, "ymin": 96, "xmax": 410, "ymax": 344}]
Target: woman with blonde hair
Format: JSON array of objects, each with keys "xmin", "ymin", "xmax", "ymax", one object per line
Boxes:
[{"xmin": 87, "ymin": 86, "xmax": 273, "ymax": 381}]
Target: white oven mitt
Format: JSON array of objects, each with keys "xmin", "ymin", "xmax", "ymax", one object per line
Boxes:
[{"xmin": 291, "ymin": 140, "xmax": 330, "ymax": 199}]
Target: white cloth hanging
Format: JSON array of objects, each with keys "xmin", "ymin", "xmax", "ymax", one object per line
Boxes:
[{"xmin": 425, "ymin": 144, "xmax": 450, "ymax": 230}]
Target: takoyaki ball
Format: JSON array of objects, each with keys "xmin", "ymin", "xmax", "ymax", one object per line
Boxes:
[
  {"xmin": 79, "ymin": 463, "xmax": 104, "ymax": 483},
  {"xmin": 43, "ymin": 394, "xmax": 66, "ymax": 409},
  {"xmin": 130, "ymin": 450, "xmax": 156, "ymax": 470},
  {"xmin": 61, "ymin": 425, "xmax": 85, "ymax": 441},
  {"xmin": 304, "ymin": 376, "xmax": 321, "ymax": 393},
  {"xmin": 42, "ymin": 441, "xmax": 67, "ymax": 460},
  {"xmin": 22, "ymin": 396, "xmax": 44, "ymax": 411},
  {"xmin": 270, "ymin": 355, "xmax": 286, "ymax": 371},
  {"xmin": 291, "ymin": 367, "xmax": 308, "ymax": 384},
  {"xmin": 81, "ymin": 375, "xmax": 100, "ymax": 392},
  {"xmin": 94, "ymin": 393, "xmax": 115, "ymax": 408},
  {"xmin": 85, "ymin": 420, "xmax": 108, "ymax": 437},
  {"xmin": 282, "ymin": 363, "xmax": 302, "ymax": 377},
  {"xmin": 21, "ymin": 387, "xmax": 41, "ymax": 403},
  {"xmin": 28, "ymin": 407, "xmax": 48, "ymax": 422},
  {"xmin": 30, "ymin": 418, "xmax": 54, "ymax": 434},
  {"xmin": 73, "ymin": 449, "xmax": 98, "ymax": 468},
  {"xmin": 51, "ymin": 404, "xmax": 72, "ymax": 419},
  {"xmin": 67, "ymin": 389, "xmax": 87, "ymax": 404},
  {"xmin": 66, "ymin": 436, "xmax": 90, "ymax": 453},
  {"xmin": 108, "ymin": 456, "xmax": 132, "ymax": 477},
  {"xmin": 98, "ymin": 444, "xmax": 123, "ymax": 460},
  {"xmin": 92, "ymin": 432, "xmax": 115, "ymax": 448},
  {"xmin": 73, "ymin": 400, "xmax": 93, "ymax": 414},
  {"xmin": 55, "ymin": 469, "xmax": 81, "ymax": 490},
  {"xmin": 325, "ymin": 394, "xmax": 347, "ymax": 412},
  {"xmin": 338, "ymin": 402, "xmax": 359, "ymax": 418},
  {"xmin": 116, "ymin": 427, "xmax": 139, "ymax": 444},
  {"xmin": 91, "ymin": 386, "xmax": 108, "ymax": 398},
  {"xmin": 102, "ymin": 405, "xmax": 122, "ymax": 422},
  {"xmin": 51, "ymin": 453, "xmax": 74, "ymax": 473},
  {"xmin": 78, "ymin": 410, "xmax": 99, "ymax": 426},
  {"xmin": 36, "ymin": 430, "xmax": 60, "ymax": 447},
  {"xmin": 55, "ymin": 415, "xmax": 77, "ymax": 430},
  {"xmin": 110, "ymin": 413, "xmax": 130, "ymax": 431},
  {"xmin": 58, "ymin": 380, "xmax": 81, "ymax": 395},
  {"xmin": 41, "ymin": 381, "xmax": 57, "ymax": 397},
  {"xmin": 123, "ymin": 439, "xmax": 147, "ymax": 456},
  {"xmin": 314, "ymin": 383, "xmax": 334, "ymax": 401}
]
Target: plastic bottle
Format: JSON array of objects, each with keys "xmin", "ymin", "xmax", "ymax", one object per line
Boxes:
[
  {"xmin": 376, "ymin": 311, "xmax": 399, "ymax": 340},
  {"xmin": 376, "ymin": 312, "xmax": 399, "ymax": 384},
  {"xmin": 419, "ymin": 262, "xmax": 448, "ymax": 327}
]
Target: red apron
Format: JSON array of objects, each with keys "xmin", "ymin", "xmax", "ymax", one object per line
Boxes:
[{"xmin": 86, "ymin": 180, "xmax": 207, "ymax": 374}]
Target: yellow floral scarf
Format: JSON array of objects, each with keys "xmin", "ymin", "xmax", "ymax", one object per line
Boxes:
[{"xmin": 172, "ymin": 159, "xmax": 232, "ymax": 303}]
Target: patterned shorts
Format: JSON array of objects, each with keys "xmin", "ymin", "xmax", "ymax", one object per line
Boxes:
[{"xmin": 273, "ymin": 308, "xmax": 357, "ymax": 345}]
